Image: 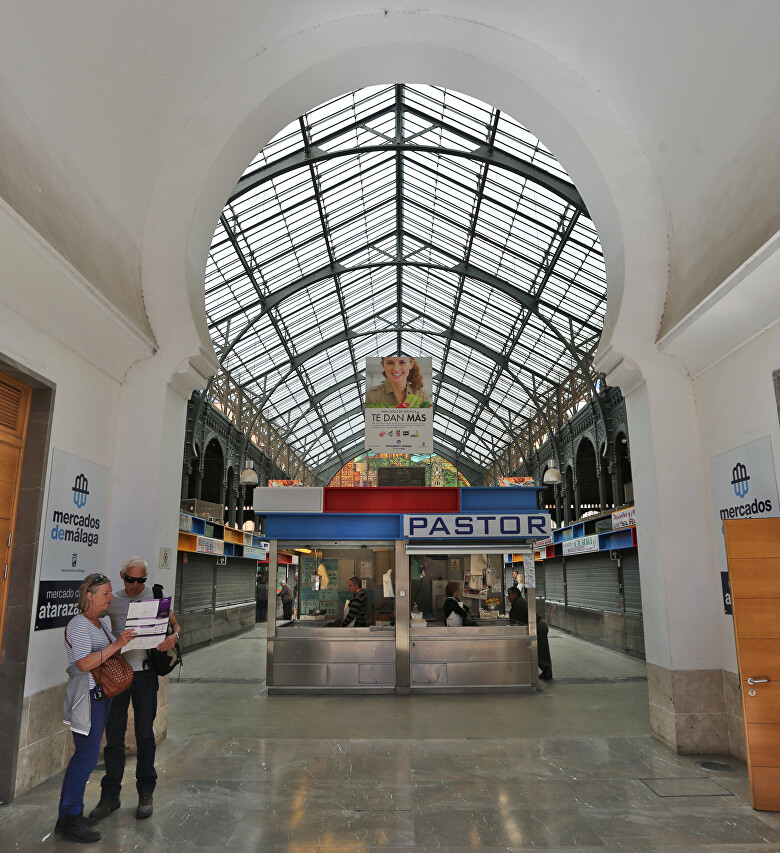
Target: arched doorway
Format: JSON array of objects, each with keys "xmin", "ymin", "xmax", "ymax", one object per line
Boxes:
[
  {"xmin": 200, "ymin": 438, "xmax": 224, "ymax": 506},
  {"xmin": 575, "ymin": 438, "xmax": 600, "ymax": 516}
]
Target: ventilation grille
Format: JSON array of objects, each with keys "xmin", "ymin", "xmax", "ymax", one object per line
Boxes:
[{"xmin": 0, "ymin": 379, "xmax": 23, "ymax": 433}]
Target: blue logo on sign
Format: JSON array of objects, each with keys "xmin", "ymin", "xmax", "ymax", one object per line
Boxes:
[
  {"xmin": 72, "ymin": 473, "xmax": 89, "ymax": 509},
  {"xmin": 731, "ymin": 462, "xmax": 750, "ymax": 499}
]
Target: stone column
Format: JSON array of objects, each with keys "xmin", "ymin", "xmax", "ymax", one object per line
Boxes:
[{"xmin": 601, "ymin": 350, "xmax": 736, "ymax": 756}]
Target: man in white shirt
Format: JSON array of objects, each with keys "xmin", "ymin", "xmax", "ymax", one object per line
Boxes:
[{"xmin": 89, "ymin": 557, "xmax": 180, "ymax": 823}]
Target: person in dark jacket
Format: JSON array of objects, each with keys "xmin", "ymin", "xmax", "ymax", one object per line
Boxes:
[
  {"xmin": 342, "ymin": 577, "xmax": 368, "ymax": 626},
  {"xmin": 507, "ymin": 586, "xmax": 552, "ymax": 679},
  {"xmin": 278, "ymin": 580, "xmax": 294, "ymax": 620},
  {"xmin": 443, "ymin": 581, "xmax": 469, "ymax": 626}
]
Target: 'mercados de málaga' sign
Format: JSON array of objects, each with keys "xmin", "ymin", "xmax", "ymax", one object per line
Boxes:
[{"xmin": 403, "ymin": 513, "xmax": 551, "ymax": 538}]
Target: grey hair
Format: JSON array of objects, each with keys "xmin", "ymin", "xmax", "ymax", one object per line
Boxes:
[{"xmin": 121, "ymin": 556, "xmax": 148, "ymax": 574}]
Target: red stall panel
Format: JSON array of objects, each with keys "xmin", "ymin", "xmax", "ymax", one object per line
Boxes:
[{"xmin": 323, "ymin": 486, "xmax": 460, "ymax": 514}]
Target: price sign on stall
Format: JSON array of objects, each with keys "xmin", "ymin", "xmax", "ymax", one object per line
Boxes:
[{"xmin": 523, "ymin": 553, "xmax": 536, "ymax": 589}]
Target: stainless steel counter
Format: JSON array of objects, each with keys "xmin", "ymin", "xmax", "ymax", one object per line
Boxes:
[
  {"xmin": 409, "ymin": 623, "xmax": 535, "ymax": 693},
  {"xmin": 267, "ymin": 625, "xmax": 396, "ymax": 694}
]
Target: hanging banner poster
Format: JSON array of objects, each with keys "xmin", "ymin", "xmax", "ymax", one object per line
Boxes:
[
  {"xmin": 365, "ymin": 356, "xmax": 433, "ymax": 454},
  {"xmin": 268, "ymin": 480, "xmax": 303, "ymax": 487},
  {"xmin": 709, "ymin": 436, "xmax": 779, "ymax": 614},
  {"xmin": 34, "ymin": 449, "xmax": 110, "ymax": 630},
  {"xmin": 499, "ymin": 476, "xmax": 535, "ymax": 487}
]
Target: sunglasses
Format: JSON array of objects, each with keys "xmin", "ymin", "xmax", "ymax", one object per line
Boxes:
[
  {"xmin": 122, "ymin": 573, "xmax": 147, "ymax": 585},
  {"xmin": 88, "ymin": 574, "xmax": 109, "ymax": 589}
]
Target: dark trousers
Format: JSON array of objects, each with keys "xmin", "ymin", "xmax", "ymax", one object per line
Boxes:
[
  {"xmin": 59, "ymin": 690, "xmax": 112, "ymax": 818},
  {"xmin": 101, "ymin": 669, "xmax": 159, "ymax": 799},
  {"xmin": 536, "ymin": 619, "xmax": 552, "ymax": 675},
  {"xmin": 282, "ymin": 600, "xmax": 292, "ymax": 620}
]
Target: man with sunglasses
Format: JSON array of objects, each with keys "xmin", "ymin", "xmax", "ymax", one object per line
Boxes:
[{"xmin": 89, "ymin": 557, "xmax": 180, "ymax": 824}]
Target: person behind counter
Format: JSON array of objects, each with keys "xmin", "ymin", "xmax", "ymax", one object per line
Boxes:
[
  {"xmin": 342, "ymin": 577, "xmax": 368, "ymax": 627},
  {"xmin": 507, "ymin": 586, "xmax": 553, "ymax": 680},
  {"xmin": 443, "ymin": 581, "xmax": 469, "ymax": 626},
  {"xmin": 278, "ymin": 579, "xmax": 293, "ymax": 620}
]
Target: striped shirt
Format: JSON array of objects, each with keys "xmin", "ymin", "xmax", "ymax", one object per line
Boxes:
[
  {"xmin": 65, "ymin": 613, "xmax": 115, "ymax": 690},
  {"xmin": 342, "ymin": 588, "xmax": 368, "ymax": 627}
]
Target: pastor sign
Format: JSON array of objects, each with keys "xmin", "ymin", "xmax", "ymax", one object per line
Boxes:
[{"xmin": 403, "ymin": 513, "xmax": 551, "ymax": 539}]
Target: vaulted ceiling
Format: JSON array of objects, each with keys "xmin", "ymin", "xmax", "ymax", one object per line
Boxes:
[{"xmin": 205, "ymin": 84, "xmax": 607, "ymax": 479}]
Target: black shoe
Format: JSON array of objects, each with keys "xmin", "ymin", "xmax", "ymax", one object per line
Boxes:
[
  {"xmin": 136, "ymin": 793, "xmax": 153, "ymax": 819},
  {"xmin": 61, "ymin": 813, "xmax": 101, "ymax": 843},
  {"xmin": 87, "ymin": 795, "xmax": 120, "ymax": 825},
  {"xmin": 54, "ymin": 817, "xmax": 65, "ymax": 834},
  {"xmin": 539, "ymin": 669, "xmax": 553, "ymax": 680}
]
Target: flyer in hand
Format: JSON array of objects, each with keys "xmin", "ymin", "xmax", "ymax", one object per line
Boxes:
[{"xmin": 122, "ymin": 596, "xmax": 172, "ymax": 651}]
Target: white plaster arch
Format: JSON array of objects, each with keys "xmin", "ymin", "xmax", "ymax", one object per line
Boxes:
[{"xmin": 139, "ymin": 11, "xmax": 668, "ymax": 395}]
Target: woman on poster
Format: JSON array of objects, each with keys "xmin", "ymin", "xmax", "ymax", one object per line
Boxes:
[{"xmin": 365, "ymin": 356, "xmax": 431, "ymax": 408}]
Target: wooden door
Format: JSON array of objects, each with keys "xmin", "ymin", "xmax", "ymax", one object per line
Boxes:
[
  {"xmin": 0, "ymin": 372, "xmax": 31, "ymax": 661},
  {"xmin": 724, "ymin": 517, "xmax": 780, "ymax": 811}
]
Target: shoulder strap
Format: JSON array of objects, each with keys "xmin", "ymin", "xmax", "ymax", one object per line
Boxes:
[{"xmin": 152, "ymin": 583, "xmax": 164, "ymax": 599}]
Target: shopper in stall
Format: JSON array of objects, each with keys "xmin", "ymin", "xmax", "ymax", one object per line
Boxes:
[
  {"xmin": 278, "ymin": 578, "xmax": 294, "ymax": 621},
  {"xmin": 507, "ymin": 586, "xmax": 552, "ymax": 679},
  {"xmin": 443, "ymin": 581, "xmax": 470, "ymax": 626},
  {"xmin": 341, "ymin": 576, "xmax": 368, "ymax": 627}
]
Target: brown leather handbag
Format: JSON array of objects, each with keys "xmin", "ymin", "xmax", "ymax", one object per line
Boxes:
[{"xmin": 65, "ymin": 623, "xmax": 134, "ymax": 699}]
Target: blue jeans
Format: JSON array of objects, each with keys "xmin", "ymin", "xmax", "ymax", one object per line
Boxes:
[
  {"xmin": 101, "ymin": 669, "xmax": 158, "ymax": 799},
  {"xmin": 59, "ymin": 690, "xmax": 112, "ymax": 818}
]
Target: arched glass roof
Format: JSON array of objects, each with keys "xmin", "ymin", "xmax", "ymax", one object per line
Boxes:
[{"xmin": 205, "ymin": 84, "xmax": 606, "ymax": 481}]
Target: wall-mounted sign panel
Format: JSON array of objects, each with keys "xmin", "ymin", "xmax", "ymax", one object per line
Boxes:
[
  {"xmin": 562, "ymin": 534, "xmax": 600, "ymax": 556},
  {"xmin": 244, "ymin": 544, "xmax": 269, "ymax": 559},
  {"xmin": 196, "ymin": 536, "xmax": 224, "ymax": 556},
  {"xmin": 709, "ymin": 435, "xmax": 779, "ymax": 615},
  {"xmin": 612, "ymin": 506, "xmax": 636, "ymax": 529},
  {"xmin": 34, "ymin": 449, "xmax": 109, "ymax": 630},
  {"xmin": 403, "ymin": 513, "xmax": 550, "ymax": 539}
]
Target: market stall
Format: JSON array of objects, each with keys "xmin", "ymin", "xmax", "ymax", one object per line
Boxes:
[{"xmin": 257, "ymin": 486, "xmax": 550, "ymax": 695}]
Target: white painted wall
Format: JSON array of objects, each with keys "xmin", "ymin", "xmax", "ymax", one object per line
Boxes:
[
  {"xmin": 693, "ymin": 319, "xmax": 780, "ymax": 673},
  {"xmin": 0, "ymin": 200, "xmax": 180, "ymax": 697}
]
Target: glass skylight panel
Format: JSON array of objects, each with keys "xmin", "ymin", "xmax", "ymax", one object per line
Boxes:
[{"xmin": 207, "ymin": 84, "xmax": 607, "ymax": 476}]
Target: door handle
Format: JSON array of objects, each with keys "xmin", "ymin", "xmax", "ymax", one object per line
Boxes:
[{"xmin": 747, "ymin": 677, "xmax": 771, "ymax": 685}]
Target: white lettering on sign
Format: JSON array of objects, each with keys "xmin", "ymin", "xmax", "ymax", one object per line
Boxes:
[
  {"xmin": 562, "ymin": 534, "xmax": 600, "ymax": 556},
  {"xmin": 403, "ymin": 513, "xmax": 551, "ymax": 538},
  {"xmin": 196, "ymin": 536, "xmax": 224, "ymax": 556},
  {"xmin": 612, "ymin": 506, "xmax": 636, "ymax": 529}
]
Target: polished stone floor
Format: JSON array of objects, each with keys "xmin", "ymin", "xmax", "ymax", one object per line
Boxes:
[{"xmin": 3, "ymin": 624, "xmax": 780, "ymax": 852}]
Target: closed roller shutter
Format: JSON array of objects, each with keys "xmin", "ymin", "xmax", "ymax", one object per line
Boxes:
[
  {"xmin": 179, "ymin": 556, "xmax": 214, "ymax": 613},
  {"xmin": 621, "ymin": 549, "xmax": 642, "ymax": 614},
  {"xmin": 545, "ymin": 558, "xmax": 564, "ymax": 603},
  {"xmin": 215, "ymin": 560, "xmax": 256, "ymax": 607},
  {"xmin": 535, "ymin": 562, "xmax": 546, "ymax": 599},
  {"xmin": 565, "ymin": 552, "xmax": 621, "ymax": 612}
]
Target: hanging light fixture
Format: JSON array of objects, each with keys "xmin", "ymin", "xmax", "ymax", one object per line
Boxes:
[
  {"xmin": 239, "ymin": 462, "xmax": 259, "ymax": 486},
  {"xmin": 543, "ymin": 467, "xmax": 562, "ymax": 485}
]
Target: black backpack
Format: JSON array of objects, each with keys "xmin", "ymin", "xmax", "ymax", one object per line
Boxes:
[{"xmin": 145, "ymin": 583, "xmax": 183, "ymax": 678}]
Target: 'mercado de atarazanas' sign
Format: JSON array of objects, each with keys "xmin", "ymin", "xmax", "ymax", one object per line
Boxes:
[{"xmin": 403, "ymin": 513, "xmax": 551, "ymax": 539}]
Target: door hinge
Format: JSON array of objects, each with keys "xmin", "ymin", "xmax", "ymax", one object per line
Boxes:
[
  {"xmin": 3, "ymin": 564, "xmax": 7, "ymax": 581},
  {"xmin": 6, "ymin": 532, "xmax": 10, "ymax": 548}
]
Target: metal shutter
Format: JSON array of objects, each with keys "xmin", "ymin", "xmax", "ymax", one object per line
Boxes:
[
  {"xmin": 179, "ymin": 556, "xmax": 214, "ymax": 613},
  {"xmin": 621, "ymin": 549, "xmax": 643, "ymax": 614},
  {"xmin": 535, "ymin": 562, "xmax": 546, "ymax": 599},
  {"xmin": 565, "ymin": 552, "xmax": 621, "ymax": 612},
  {"xmin": 545, "ymin": 558, "xmax": 565, "ymax": 603},
  {"xmin": 215, "ymin": 560, "xmax": 256, "ymax": 607}
]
